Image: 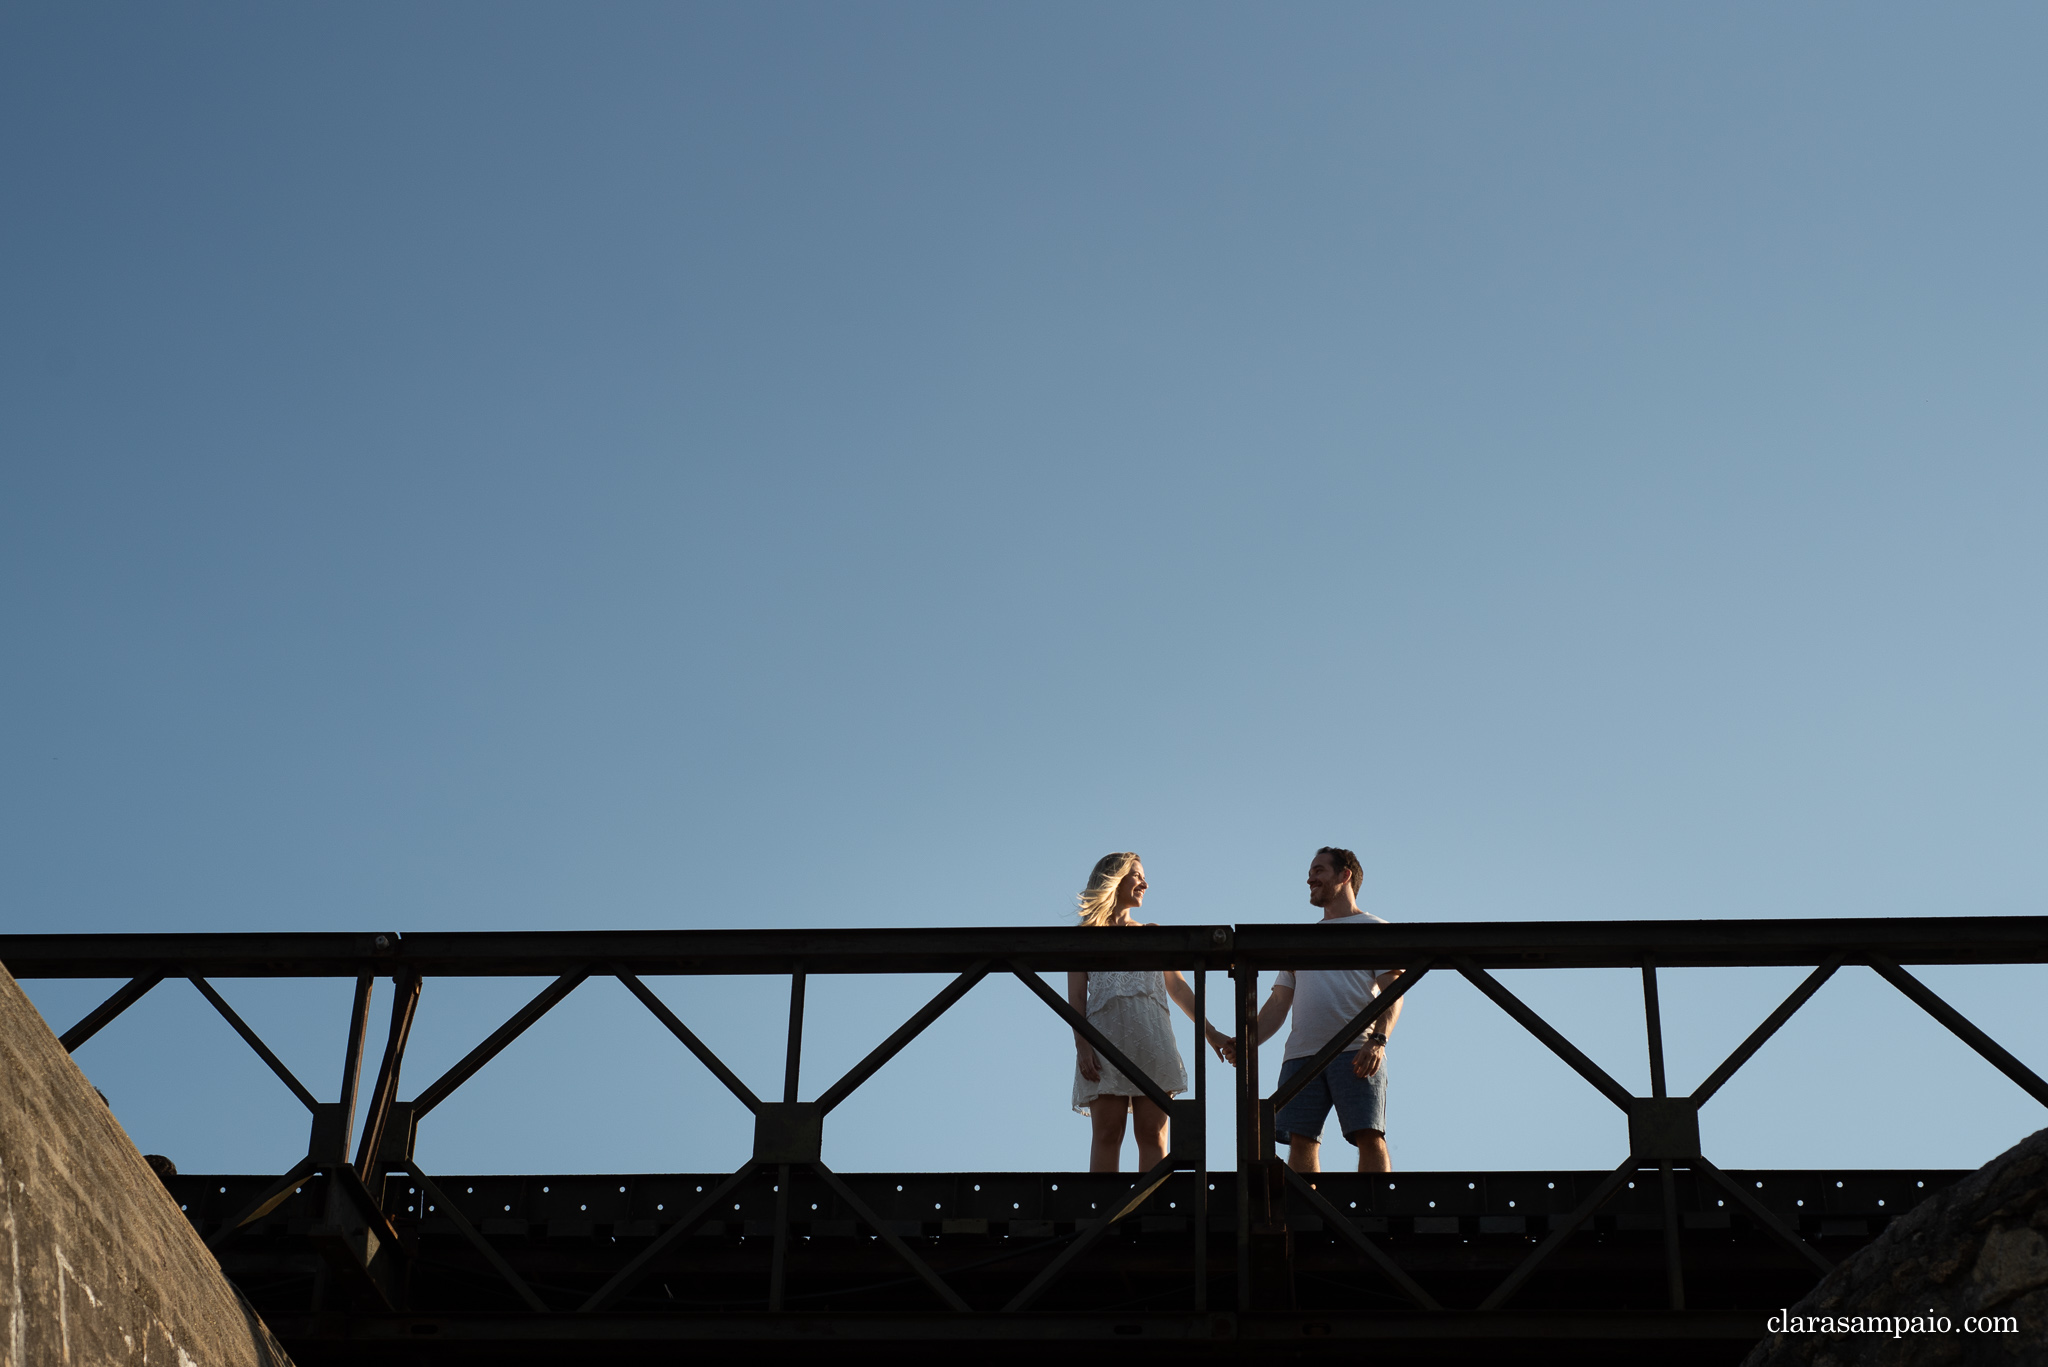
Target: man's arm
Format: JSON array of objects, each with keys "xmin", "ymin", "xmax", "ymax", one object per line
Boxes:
[
  {"xmin": 1373, "ymin": 970, "xmax": 1405, "ymax": 1036},
  {"xmin": 1253, "ymin": 984, "xmax": 1294, "ymax": 1047},
  {"xmin": 1351, "ymin": 970, "xmax": 1404, "ymax": 1078}
]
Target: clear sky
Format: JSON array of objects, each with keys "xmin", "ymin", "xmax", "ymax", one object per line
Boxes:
[{"xmin": 3, "ymin": 3, "xmax": 2043, "ymax": 1180}]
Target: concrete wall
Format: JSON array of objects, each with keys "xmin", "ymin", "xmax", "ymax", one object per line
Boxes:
[{"xmin": 0, "ymin": 963, "xmax": 293, "ymax": 1367}]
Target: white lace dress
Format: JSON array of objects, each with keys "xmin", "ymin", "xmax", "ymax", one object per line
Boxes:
[{"xmin": 1071, "ymin": 969, "xmax": 1189, "ymax": 1115}]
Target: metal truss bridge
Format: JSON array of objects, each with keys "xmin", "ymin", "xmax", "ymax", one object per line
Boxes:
[{"xmin": 5, "ymin": 917, "xmax": 2044, "ymax": 1364}]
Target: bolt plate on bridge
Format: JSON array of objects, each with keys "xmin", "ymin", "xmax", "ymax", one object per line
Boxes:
[
  {"xmin": 1627, "ymin": 1098, "xmax": 1701, "ymax": 1162},
  {"xmin": 753, "ymin": 1103, "xmax": 822, "ymax": 1164}
]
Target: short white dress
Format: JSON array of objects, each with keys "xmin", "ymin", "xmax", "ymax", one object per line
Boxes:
[{"xmin": 1071, "ymin": 969, "xmax": 1190, "ymax": 1115}]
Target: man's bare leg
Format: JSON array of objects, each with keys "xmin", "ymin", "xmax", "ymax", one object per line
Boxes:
[
  {"xmin": 1286, "ymin": 1133, "xmax": 1321, "ymax": 1173},
  {"xmin": 1349, "ymin": 1128, "xmax": 1390, "ymax": 1173},
  {"xmin": 1088, "ymin": 1098, "xmax": 1130, "ymax": 1172}
]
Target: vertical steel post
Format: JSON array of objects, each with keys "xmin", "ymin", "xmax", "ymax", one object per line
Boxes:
[
  {"xmin": 1642, "ymin": 962, "xmax": 1668, "ymax": 1100},
  {"xmin": 770, "ymin": 971, "xmax": 806, "ymax": 1311},
  {"xmin": 1642, "ymin": 962, "xmax": 1684, "ymax": 1310},
  {"xmin": 356, "ymin": 973, "xmax": 422, "ymax": 1186},
  {"xmin": 1193, "ymin": 966, "xmax": 1207, "ymax": 1311},
  {"xmin": 769, "ymin": 1165, "xmax": 791, "ymax": 1311},
  {"xmin": 783, "ymin": 972, "xmax": 806, "ymax": 1105},
  {"xmin": 313, "ymin": 975, "xmax": 376, "ymax": 1315},
  {"xmin": 337, "ymin": 976, "xmax": 376, "ymax": 1150},
  {"xmin": 1234, "ymin": 967, "xmax": 1256, "ymax": 1312}
]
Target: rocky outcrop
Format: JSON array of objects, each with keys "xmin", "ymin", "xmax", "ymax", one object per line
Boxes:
[
  {"xmin": 0, "ymin": 961, "xmax": 294, "ymax": 1367},
  {"xmin": 1743, "ymin": 1126, "xmax": 2048, "ymax": 1367}
]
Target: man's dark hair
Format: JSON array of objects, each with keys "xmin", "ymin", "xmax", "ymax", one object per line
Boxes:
[{"xmin": 1316, "ymin": 846, "xmax": 1363, "ymax": 893}]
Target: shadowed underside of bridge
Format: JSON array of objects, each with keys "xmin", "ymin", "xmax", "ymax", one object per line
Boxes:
[{"xmin": 183, "ymin": 1164, "xmax": 1961, "ymax": 1364}]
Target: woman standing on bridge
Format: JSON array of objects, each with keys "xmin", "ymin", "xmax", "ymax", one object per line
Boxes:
[{"xmin": 1069, "ymin": 852, "xmax": 1234, "ymax": 1172}]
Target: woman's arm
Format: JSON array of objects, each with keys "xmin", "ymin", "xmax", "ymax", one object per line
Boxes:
[
  {"xmin": 1164, "ymin": 970, "xmax": 1240, "ymax": 1061},
  {"xmin": 1068, "ymin": 971, "xmax": 1100, "ymax": 1081},
  {"xmin": 1150, "ymin": 931, "xmax": 1212, "ymax": 1023}
]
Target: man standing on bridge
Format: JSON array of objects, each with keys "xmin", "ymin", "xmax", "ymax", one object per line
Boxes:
[{"xmin": 1244, "ymin": 847, "xmax": 1405, "ymax": 1173}]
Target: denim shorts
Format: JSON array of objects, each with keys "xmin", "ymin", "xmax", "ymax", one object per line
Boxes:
[{"xmin": 1273, "ymin": 1051, "xmax": 1388, "ymax": 1146}]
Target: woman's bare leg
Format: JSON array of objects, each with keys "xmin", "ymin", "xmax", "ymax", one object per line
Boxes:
[
  {"xmin": 1088, "ymin": 1097, "xmax": 1130, "ymax": 1171},
  {"xmin": 1130, "ymin": 1096, "xmax": 1168, "ymax": 1171}
]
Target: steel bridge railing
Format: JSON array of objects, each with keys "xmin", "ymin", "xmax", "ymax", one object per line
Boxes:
[{"xmin": 3, "ymin": 916, "xmax": 2045, "ymax": 1322}]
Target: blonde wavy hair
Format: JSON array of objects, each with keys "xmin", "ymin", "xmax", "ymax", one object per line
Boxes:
[{"xmin": 1077, "ymin": 851, "xmax": 1142, "ymax": 928}]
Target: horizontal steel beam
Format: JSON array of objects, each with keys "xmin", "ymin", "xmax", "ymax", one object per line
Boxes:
[
  {"xmin": 0, "ymin": 926, "xmax": 1233, "ymax": 978},
  {"xmin": 1233, "ymin": 916, "xmax": 2048, "ymax": 969},
  {"xmin": 10, "ymin": 933, "xmax": 399, "ymax": 978},
  {"xmin": 268, "ymin": 1309, "xmax": 1773, "ymax": 1344},
  {"xmin": 175, "ymin": 1166, "xmax": 1964, "ymax": 1232},
  {"xmin": 6, "ymin": 916, "xmax": 2046, "ymax": 979}
]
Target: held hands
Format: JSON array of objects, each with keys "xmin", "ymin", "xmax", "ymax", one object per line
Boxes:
[{"xmin": 1082, "ymin": 1027, "xmax": 1243, "ymax": 1073}]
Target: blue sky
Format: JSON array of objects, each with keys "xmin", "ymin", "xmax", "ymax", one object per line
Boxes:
[{"xmin": 3, "ymin": 3, "xmax": 2043, "ymax": 1179}]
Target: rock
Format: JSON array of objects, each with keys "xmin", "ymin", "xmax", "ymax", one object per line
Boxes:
[
  {"xmin": 1971, "ymin": 1226, "xmax": 2048, "ymax": 1313},
  {"xmin": 1743, "ymin": 1126, "xmax": 2048, "ymax": 1367},
  {"xmin": 0, "ymin": 961, "xmax": 294, "ymax": 1366}
]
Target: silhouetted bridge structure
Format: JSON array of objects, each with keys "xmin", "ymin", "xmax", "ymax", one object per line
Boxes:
[{"xmin": 6, "ymin": 918, "xmax": 2045, "ymax": 1364}]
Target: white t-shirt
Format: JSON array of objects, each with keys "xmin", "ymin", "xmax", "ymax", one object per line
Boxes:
[{"xmin": 1276, "ymin": 911, "xmax": 1390, "ymax": 1061}]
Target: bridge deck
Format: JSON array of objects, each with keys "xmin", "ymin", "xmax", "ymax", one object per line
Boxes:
[{"xmin": 183, "ymin": 1165, "xmax": 1958, "ymax": 1363}]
